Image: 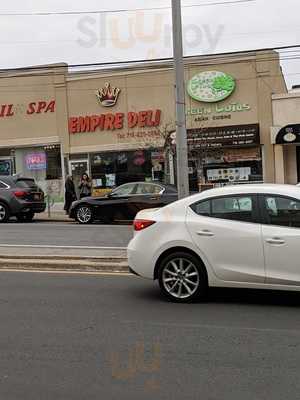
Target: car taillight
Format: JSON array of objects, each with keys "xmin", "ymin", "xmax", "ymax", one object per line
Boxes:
[
  {"xmin": 14, "ymin": 190, "xmax": 27, "ymax": 198},
  {"xmin": 134, "ymin": 219, "xmax": 156, "ymax": 231}
]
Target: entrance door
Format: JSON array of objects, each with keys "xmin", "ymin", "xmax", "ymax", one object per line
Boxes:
[{"xmin": 69, "ymin": 160, "xmax": 89, "ymax": 198}]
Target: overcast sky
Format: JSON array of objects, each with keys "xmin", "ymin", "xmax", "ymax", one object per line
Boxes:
[{"xmin": 0, "ymin": 0, "xmax": 299, "ymax": 88}]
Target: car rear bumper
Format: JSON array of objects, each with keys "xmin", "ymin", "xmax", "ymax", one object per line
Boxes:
[
  {"xmin": 127, "ymin": 239, "xmax": 156, "ymax": 280},
  {"xmin": 19, "ymin": 202, "xmax": 46, "ymax": 214}
]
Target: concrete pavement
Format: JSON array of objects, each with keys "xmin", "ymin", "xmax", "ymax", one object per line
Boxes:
[
  {"xmin": 0, "ymin": 271, "xmax": 299, "ymax": 400},
  {"xmin": 35, "ymin": 211, "xmax": 71, "ymax": 223}
]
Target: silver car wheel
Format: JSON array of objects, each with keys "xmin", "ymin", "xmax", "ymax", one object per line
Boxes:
[
  {"xmin": 76, "ymin": 206, "xmax": 92, "ymax": 224},
  {"xmin": 0, "ymin": 205, "xmax": 7, "ymax": 221},
  {"xmin": 162, "ymin": 258, "xmax": 200, "ymax": 299}
]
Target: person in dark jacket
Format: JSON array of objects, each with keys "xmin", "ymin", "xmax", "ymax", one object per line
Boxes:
[
  {"xmin": 64, "ymin": 175, "xmax": 77, "ymax": 214},
  {"xmin": 79, "ymin": 173, "xmax": 92, "ymax": 199}
]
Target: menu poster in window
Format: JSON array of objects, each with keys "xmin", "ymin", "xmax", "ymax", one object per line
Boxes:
[
  {"xmin": 25, "ymin": 152, "xmax": 47, "ymax": 170},
  {"xmin": 105, "ymin": 174, "xmax": 116, "ymax": 187},
  {"xmin": 92, "ymin": 179, "xmax": 103, "ymax": 187},
  {"xmin": 0, "ymin": 159, "xmax": 12, "ymax": 175}
]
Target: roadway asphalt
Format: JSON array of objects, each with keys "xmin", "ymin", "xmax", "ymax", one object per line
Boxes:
[
  {"xmin": 0, "ymin": 222, "xmax": 133, "ymax": 248},
  {"xmin": 0, "ymin": 271, "xmax": 300, "ymax": 400}
]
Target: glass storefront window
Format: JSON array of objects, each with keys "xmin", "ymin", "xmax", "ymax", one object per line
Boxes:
[
  {"xmin": 188, "ymin": 146, "xmax": 263, "ymax": 188},
  {"xmin": 14, "ymin": 145, "xmax": 63, "ymax": 203},
  {"xmin": 91, "ymin": 150, "xmax": 160, "ymax": 189},
  {"xmin": 14, "ymin": 145, "xmax": 62, "ymax": 181}
]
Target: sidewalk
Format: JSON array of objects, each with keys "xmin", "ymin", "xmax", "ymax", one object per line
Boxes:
[
  {"xmin": 35, "ymin": 202, "xmax": 72, "ymax": 222},
  {"xmin": 35, "ymin": 211, "xmax": 72, "ymax": 223}
]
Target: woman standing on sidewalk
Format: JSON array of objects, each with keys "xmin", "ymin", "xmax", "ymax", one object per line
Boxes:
[
  {"xmin": 78, "ymin": 173, "xmax": 92, "ymax": 199},
  {"xmin": 64, "ymin": 175, "xmax": 77, "ymax": 214}
]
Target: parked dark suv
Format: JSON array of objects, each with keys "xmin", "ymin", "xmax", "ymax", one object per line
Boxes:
[{"xmin": 0, "ymin": 176, "xmax": 46, "ymax": 222}]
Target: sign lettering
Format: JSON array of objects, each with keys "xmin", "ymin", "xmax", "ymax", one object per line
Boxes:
[{"xmin": 69, "ymin": 109, "xmax": 162, "ymax": 134}]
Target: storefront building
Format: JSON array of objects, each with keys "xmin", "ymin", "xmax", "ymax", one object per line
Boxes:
[
  {"xmin": 0, "ymin": 64, "xmax": 68, "ymax": 201},
  {"xmin": 271, "ymin": 89, "xmax": 300, "ymax": 184},
  {"xmin": 0, "ymin": 50, "xmax": 287, "ymax": 199}
]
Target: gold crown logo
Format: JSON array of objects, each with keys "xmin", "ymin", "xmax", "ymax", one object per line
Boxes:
[{"xmin": 96, "ymin": 83, "xmax": 121, "ymax": 107}]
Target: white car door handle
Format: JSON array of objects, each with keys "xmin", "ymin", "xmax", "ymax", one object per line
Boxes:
[
  {"xmin": 266, "ymin": 238, "xmax": 285, "ymax": 245},
  {"xmin": 197, "ymin": 230, "xmax": 214, "ymax": 237}
]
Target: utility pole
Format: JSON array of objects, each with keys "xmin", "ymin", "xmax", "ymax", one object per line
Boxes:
[{"xmin": 172, "ymin": 0, "xmax": 189, "ymax": 199}]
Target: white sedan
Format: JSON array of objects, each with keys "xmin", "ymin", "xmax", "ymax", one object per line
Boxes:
[{"xmin": 128, "ymin": 184, "xmax": 300, "ymax": 302}]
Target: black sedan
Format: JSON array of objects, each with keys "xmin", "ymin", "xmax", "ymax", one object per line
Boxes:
[{"xmin": 69, "ymin": 181, "xmax": 178, "ymax": 224}]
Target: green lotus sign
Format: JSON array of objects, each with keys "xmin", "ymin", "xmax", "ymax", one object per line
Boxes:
[{"xmin": 187, "ymin": 71, "xmax": 236, "ymax": 103}]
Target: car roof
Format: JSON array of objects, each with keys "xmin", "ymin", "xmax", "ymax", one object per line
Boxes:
[
  {"xmin": 117, "ymin": 181, "xmax": 176, "ymax": 190},
  {"xmin": 199, "ymin": 184, "xmax": 300, "ymax": 197},
  {"xmin": 0, "ymin": 175, "xmax": 14, "ymax": 183},
  {"xmin": 0, "ymin": 175, "xmax": 35, "ymax": 184},
  {"xmin": 120, "ymin": 181, "xmax": 165, "ymax": 185},
  {"xmin": 165, "ymin": 184, "xmax": 300, "ymax": 209}
]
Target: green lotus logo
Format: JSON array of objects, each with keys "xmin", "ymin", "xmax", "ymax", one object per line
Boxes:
[{"xmin": 187, "ymin": 71, "xmax": 236, "ymax": 103}]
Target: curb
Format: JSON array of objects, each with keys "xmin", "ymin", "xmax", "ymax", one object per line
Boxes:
[
  {"xmin": 0, "ymin": 255, "xmax": 127, "ymax": 262},
  {"xmin": 0, "ymin": 257, "xmax": 130, "ymax": 273},
  {"xmin": 34, "ymin": 218, "xmax": 73, "ymax": 223}
]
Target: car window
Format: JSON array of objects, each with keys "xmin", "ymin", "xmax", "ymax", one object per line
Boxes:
[
  {"xmin": 112, "ymin": 184, "xmax": 136, "ymax": 196},
  {"xmin": 211, "ymin": 196, "xmax": 254, "ymax": 223},
  {"xmin": 191, "ymin": 196, "xmax": 254, "ymax": 222},
  {"xmin": 15, "ymin": 179, "xmax": 37, "ymax": 188},
  {"xmin": 191, "ymin": 200, "xmax": 211, "ymax": 217},
  {"xmin": 136, "ymin": 183, "xmax": 163, "ymax": 195},
  {"xmin": 264, "ymin": 195, "xmax": 300, "ymax": 228}
]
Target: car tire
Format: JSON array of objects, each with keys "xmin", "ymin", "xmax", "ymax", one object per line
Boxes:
[
  {"xmin": 158, "ymin": 251, "xmax": 208, "ymax": 303},
  {"xmin": 0, "ymin": 202, "xmax": 10, "ymax": 223},
  {"xmin": 75, "ymin": 205, "xmax": 94, "ymax": 224},
  {"xmin": 17, "ymin": 212, "xmax": 35, "ymax": 223}
]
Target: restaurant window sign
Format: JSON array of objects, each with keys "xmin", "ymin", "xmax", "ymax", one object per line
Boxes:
[
  {"xmin": 275, "ymin": 124, "xmax": 300, "ymax": 145},
  {"xmin": 187, "ymin": 124, "xmax": 260, "ymax": 149},
  {"xmin": 187, "ymin": 71, "xmax": 236, "ymax": 103},
  {"xmin": 25, "ymin": 152, "xmax": 47, "ymax": 170}
]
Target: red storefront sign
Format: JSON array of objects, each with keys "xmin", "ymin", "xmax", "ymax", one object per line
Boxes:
[
  {"xmin": 0, "ymin": 101, "xmax": 56, "ymax": 117},
  {"xmin": 69, "ymin": 109, "xmax": 162, "ymax": 134}
]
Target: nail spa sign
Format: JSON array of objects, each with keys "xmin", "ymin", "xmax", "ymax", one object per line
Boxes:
[{"xmin": 0, "ymin": 101, "xmax": 55, "ymax": 117}]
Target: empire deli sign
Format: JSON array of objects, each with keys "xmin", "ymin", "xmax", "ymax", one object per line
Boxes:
[{"xmin": 69, "ymin": 110, "xmax": 162, "ymax": 134}]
